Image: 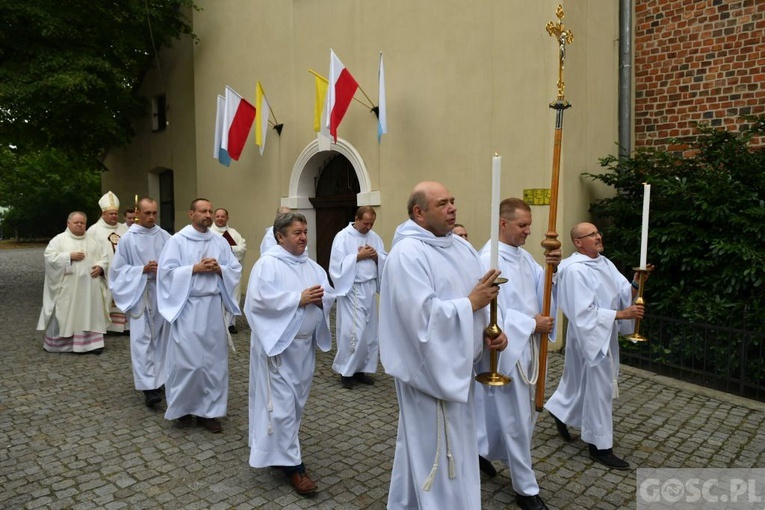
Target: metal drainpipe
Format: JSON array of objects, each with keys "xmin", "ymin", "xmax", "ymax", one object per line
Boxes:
[{"xmin": 619, "ymin": 0, "xmax": 633, "ymax": 159}]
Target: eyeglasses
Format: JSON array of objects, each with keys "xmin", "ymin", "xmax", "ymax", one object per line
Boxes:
[{"xmin": 575, "ymin": 230, "xmax": 603, "ymax": 240}]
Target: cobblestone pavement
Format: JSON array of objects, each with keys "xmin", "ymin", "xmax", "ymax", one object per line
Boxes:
[{"xmin": 2, "ymin": 247, "xmax": 765, "ymax": 509}]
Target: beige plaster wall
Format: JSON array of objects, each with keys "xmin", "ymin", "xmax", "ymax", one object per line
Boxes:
[
  {"xmin": 103, "ymin": 0, "xmax": 621, "ymax": 297},
  {"xmin": 102, "ymin": 22, "xmax": 198, "ymax": 228}
]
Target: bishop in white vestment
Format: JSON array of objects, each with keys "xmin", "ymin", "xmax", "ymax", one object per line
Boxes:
[{"xmin": 87, "ymin": 191, "xmax": 129, "ymax": 332}]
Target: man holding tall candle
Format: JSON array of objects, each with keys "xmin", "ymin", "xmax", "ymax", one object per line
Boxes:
[
  {"xmin": 474, "ymin": 198, "xmax": 560, "ymax": 510},
  {"xmin": 380, "ymin": 181, "xmax": 507, "ymax": 510},
  {"xmin": 545, "ymin": 222, "xmax": 644, "ymax": 470}
]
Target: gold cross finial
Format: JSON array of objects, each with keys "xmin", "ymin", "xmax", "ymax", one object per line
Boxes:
[{"xmin": 546, "ymin": 5, "xmax": 574, "ymax": 101}]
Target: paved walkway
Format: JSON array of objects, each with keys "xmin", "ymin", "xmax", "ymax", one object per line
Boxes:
[{"xmin": 1, "ymin": 247, "xmax": 764, "ymax": 509}]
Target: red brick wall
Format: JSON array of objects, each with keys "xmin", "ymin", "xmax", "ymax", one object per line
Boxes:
[{"xmin": 634, "ymin": 0, "xmax": 765, "ymax": 152}]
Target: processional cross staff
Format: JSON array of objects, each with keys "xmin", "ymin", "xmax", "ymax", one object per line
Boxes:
[{"xmin": 535, "ymin": 5, "xmax": 574, "ymax": 412}]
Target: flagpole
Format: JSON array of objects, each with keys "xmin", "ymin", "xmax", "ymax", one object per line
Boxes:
[
  {"xmin": 535, "ymin": 4, "xmax": 574, "ymax": 412},
  {"xmin": 355, "ymin": 83, "xmax": 376, "ymax": 110}
]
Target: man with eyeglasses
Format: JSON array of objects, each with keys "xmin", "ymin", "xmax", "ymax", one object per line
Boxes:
[{"xmin": 545, "ymin": 222, "xmax": 645, "ymax": 470}]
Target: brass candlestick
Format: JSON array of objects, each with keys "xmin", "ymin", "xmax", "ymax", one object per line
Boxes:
[
  {"xmin": 475, "ymin": 277, "xmax": 512, "ymax": 386},
  {"xmin": 624, "ymin": 266, "xmax": 653, "ymax": 343}
]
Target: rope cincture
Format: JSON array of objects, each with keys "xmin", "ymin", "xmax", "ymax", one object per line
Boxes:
[
  {"xmin": 422, "ymin": 399, "xmax": 456, "ymax": 491},
  {"xmin": 349, "ymin": 285, "xmax": 358, "ymax": 354},
  {"xmin": 517, "ymin": 333, "xmax": 541, "ymax": 386},
  {"xmin": 266, "ymin": 355, "xmax": 282, "ymax": 435}
]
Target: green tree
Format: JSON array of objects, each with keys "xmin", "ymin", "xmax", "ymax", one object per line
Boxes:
[
  {"xmin": 585, "ymin": 116, "xmax": 765, "ymax": 328},
  {"xmin": 0, "ymin": 0, "xmax": 194, "ymax": 157},
  {"xmin": 0, "ymin": 146, "xmax": 102, "ymax": 239},
  {"xmin": 0, "ymin": 1, "xmax": 194, "ymax": 237}
]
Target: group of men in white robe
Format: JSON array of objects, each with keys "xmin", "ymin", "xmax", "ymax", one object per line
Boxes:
[
  {"xmin": 379, "ymin": 182, "xmax": 645, "ymax": 510},
  {"xmin": 37, "ymin": 191, "xmax": 132, "ymax": 353}
]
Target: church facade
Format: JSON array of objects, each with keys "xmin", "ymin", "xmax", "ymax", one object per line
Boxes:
[{"xmin": 102, "ymin": 0, "xmax": 622, "ymax": 274}]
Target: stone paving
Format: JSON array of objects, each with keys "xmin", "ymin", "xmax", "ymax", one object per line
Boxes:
[{"xmin": 1, "ymin": 247, "xmax": 765, "ymax": 509}]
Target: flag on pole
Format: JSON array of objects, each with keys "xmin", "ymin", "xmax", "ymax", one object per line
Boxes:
[
  {"xmin": 214, "ymin": 95, "xmax": 232, "ymax": 167},
  {"xmin": 327, "ymin": 49, "xmax": 359, "ymax": 142},
  {"xmin": 223, "ymin": 86, "xmax": 256, "ymax": 161},
  {"xmin": 309, "ymin": 69, "xmax": 331, "ymax": 150},
  {"xmin": 311, "ymin": 71, "xmax": 329, "ymax": 133},
  {"xmin": 255, "ymin": 81, "xmax": 270, "ymax": 156},
  {"xmin": 377, "ymin": 52, "xmax": 387, "ymax": 143}
]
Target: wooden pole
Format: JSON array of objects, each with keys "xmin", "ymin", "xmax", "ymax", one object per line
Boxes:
[{"xmin": 536, "ymin": 5, "xmax": 574, "ymax": 412}]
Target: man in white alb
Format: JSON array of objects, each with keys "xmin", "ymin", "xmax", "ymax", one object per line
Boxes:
[
  {"xmin": 545, "ymin": 222, "xmax": 645, "ymax": 470},
  {"xmin": 211, "ymin": 207, "xmax": 247, "ymax": 334},
  {"xmin": 379, "ymin": 181, "xmax": 507, "ymax": 510},
  {"xmin": 259, "ymin": 206, "xmax": 291, "ymax": 256},
  {"xmin": 38, "ymin": 211, "xmax": 110, "ymax": 354},
  {"xmin": 329, "ymin": 206, "xmax": 387, "ymax": 389},
  {"xmin": 474, "ymin": 198, "xmax": 560, "ymax": 510},
  {"xmin": 245, "ymin": 212, "xmax": 335, "ymax": 495},
  {"xmin": 157, "ymin": 198, "xmax": 242, "ymax": 433},
  {"xmin": 109, "ymin": 197, "xmax": 171, "ymax": 408}
]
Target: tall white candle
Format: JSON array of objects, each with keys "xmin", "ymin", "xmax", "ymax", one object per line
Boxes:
[
  {"xmin": 639, "ymin": 183, "xmax": 651, "ymax": 269},
  {"xmin": 490, "ymin": 155, "xmax": 501, "ymax": 270}
]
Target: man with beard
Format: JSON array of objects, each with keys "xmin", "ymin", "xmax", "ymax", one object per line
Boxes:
[{"xmin": 157, "ymin": 198, "xmax": 242, "ymax": 433}]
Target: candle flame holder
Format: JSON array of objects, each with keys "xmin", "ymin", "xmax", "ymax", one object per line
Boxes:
[
  {"xmin": 475, "ymin": 277, "xmax": 512, "ymax": 386},
  {"xmin": 624, "ymin": 266, "xmax": 653, "ymax": 343}
]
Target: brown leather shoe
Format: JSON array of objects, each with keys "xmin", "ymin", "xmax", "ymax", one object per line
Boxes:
[
  {"xmin": 289, "ymin": 471, "xmax": 317, "ymax": 494},
  {"xmin": 198, "ymin": 417, "xmax": 222, "ymax": 433},
  {"xmin": 177, "ymin": 414, "xmax": 194, "ymax": 428}
]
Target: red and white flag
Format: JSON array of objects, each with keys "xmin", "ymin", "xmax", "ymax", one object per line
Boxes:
[
  {"xmin": 222, "ymin": 86, "xmax": 256, "ymax": 160},
  {"xmin": 327, "ymin": 49, "xmax": 359, "ymax": 142}
]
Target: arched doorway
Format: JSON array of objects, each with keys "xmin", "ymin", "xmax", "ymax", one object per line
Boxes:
[
  {"xmin": 286, "ymin": 138, "xmax": 381, "ymax": 272},
  {"xmin": 309, "ymin": 155, "xmax": 360, "ymax": 272}
]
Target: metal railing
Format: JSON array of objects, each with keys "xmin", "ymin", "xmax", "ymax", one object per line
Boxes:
[{"xmin": 620, "ymin": 314, "xmax": 765, "ymax": 401}]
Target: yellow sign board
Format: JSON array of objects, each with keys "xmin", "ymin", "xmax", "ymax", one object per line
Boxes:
[{"xmin": 523, "ymin": 188, "xmax": 551, "ymax": 206}]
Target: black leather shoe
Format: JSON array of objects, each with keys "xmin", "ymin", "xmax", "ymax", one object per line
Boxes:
[
  {"xmin": 228, "ymin": 325, "xmax": 238, "ymax": 334},
  {"xmin": 515, "ymin": 493, "xmax": 549, "ymax": 510},
  {"xmin": 588, "ymin": 444, "xmax": 630, "ymax": 470},
  {"xmin": 353, "ymin": 372, "xmax": 375, "ymax": 385},
  {"xmin": 341, "ymin": 376, "xmax": 355, "ymax": 389},
  {"xmin": 549, "ymin": 411, "xmax": 572, "ymax": 442},
  {"xmin": 144, "ymin": 389, "xmax": 162, "ymax": 407},
  {"xmin": 478, "ymin": 455, "xmax": 497, "ymax": 477}
]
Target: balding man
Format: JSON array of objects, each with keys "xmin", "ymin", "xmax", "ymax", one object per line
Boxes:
[
  {"xmin": 259, "ymin": 206, "xmax": 292, "ymax": 256},
  {"xmin": 109, "ymin": 198, "xmax": 172, "ymax": 407},
  {"xmin": 37, "ymin": 212, "xmax": 110, "ymax": 354},
  {"xmin": 545, "ymin": 223, "xmax": 645, "ymax": 470},
  {"xmin": 379, "ymin": 181, "xmax": 507, "ymax": 510},
  {"xmin": 330, "ymin": 206, "xmax": 387, "ymax": 389}
]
